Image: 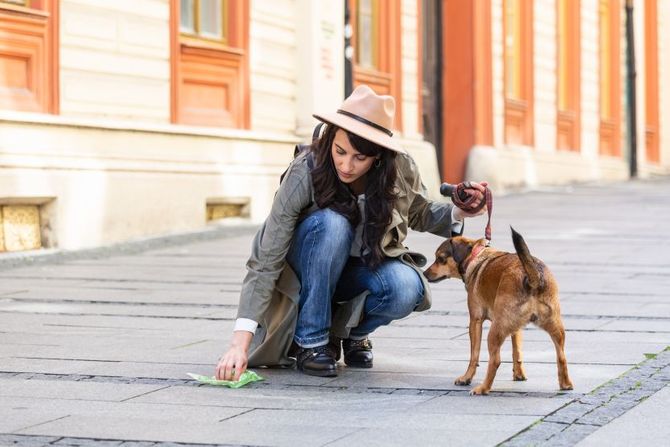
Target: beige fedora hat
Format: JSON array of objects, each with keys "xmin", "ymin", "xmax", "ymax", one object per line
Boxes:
[{"xmin": 313, "ymin": 85, "xmax": 405, "ymax": 153}]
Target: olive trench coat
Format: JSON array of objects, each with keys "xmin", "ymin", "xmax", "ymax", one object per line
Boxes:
[{"xmin": 236, "ymin": 149, "xmax": 460, "ymax": 368}]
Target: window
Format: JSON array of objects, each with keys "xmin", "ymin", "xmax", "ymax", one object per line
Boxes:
[
  {"xmin": 349, "ymin": 0, "xmax": 402, "ymax": 131},
  {"xmin": 503, "ymin": 0, "xmax": 533, "ymax": 146},
  {"xmin": 170, "ymin": 0, "xmax": 249, "ymax": 128},
  {"xmin": 556, "ymin": 0, "xmax": 581, "ymax": 151},
  {"xmin": 180, "ymin": 0, "xmax": 228, "ymax": 43},
  {"xmin": 644, "ymin": 0, "xmax": 659, "ymax": 163},
  {"xmin": 598, "ymin": 0, "xmax": 621, "ymax": 157},
  {"xmin": 356, "ymin": 0, "xmax": 378, "ymax": 69},
  {"xmin": 0, "ymin": 0, "xmax": 59, "ymax": 113}
]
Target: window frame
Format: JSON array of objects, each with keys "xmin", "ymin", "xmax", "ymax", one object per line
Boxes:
[
  {"xmin": 502, "ymin": 0, "xmax": 534, "ymax": 146},
  {"xmin": 598, "ymin": 0, "xmax": 621, "ymax": 157},
  {"xmin": 349, "ymin": 0, "xmax": 403, "ymax": 132},
  {"xmin": 644, "ymin": 0, "xmax": 659, "ymax": 164},
  {"xmin": 0, "ymin": 0, "xmax": 59, "ymax": 114},
  {"xmin": 170, "ymin": 0, "xmax": 249, "ymax": 128},
  {"xmin": 556, "ymin": 0, "xmax": 581, "ymax": 152}
]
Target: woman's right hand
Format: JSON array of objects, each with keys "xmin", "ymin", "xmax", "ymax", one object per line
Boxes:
[{"xmin": 215, "ymin": 331, "xmax": 253, "ymax": 381}]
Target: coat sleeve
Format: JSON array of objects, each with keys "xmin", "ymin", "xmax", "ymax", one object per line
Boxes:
[
  {"xmin": 236, "ymin": 157, "xmax": 313, "ymax": 323},
  {"xmin": 400, "ymin": 154, "xmax": 457, "ymax": 238}
]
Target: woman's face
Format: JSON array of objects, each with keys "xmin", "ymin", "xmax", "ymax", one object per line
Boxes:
[{"xmin": 331, "ymin": 129, "xmax": 379, "ymax": 192}]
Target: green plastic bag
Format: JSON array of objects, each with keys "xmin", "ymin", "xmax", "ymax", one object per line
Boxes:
[{"xmin": 187, "ymin": 370, "xmax": 264, "ymax": 388}]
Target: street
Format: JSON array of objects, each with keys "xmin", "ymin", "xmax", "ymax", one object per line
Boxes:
[{"xmin": 1, "ymin": 179, "xmax": 669, "ymax": 446}]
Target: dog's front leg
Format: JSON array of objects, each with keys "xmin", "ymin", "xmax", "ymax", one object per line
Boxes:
[
  {"xmin": 455, "ymin": 317, "xmax": 483, "ymax": 386},
  {"xmin": 471, "ymin": 323, "xmax": 506, "ymax": 395}
]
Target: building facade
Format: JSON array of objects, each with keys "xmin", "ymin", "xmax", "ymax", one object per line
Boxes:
[{"xmin": 0, "ymin": 0, "xmax": 668, "ymax": 252}]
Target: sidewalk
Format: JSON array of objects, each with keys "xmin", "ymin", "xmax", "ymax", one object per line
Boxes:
[{"xmin": 1, "ymin": 179, "xmax": 669, "ymax": 447}]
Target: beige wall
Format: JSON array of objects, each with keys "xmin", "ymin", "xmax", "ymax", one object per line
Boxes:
[
  {"xmin": 250, "ymin": 0, "xmax": 298, "ymax": 134},
  {"xmin": 59, "ymin": 0, "xmax": 170, "ymax": 122},
  {"xmin": 400, "ymin": 0, "xmax": 421, "ymax": 140},
  {"xmin": 0, "ymin": 113, "xmax": 298, "ymax": 249}
]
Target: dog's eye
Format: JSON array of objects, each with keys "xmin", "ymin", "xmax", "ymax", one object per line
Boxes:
[{"xmin": 437, "ymin": 256, "xmax": 446, "ymax": 264}]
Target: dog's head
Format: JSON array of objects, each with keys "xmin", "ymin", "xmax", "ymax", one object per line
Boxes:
[{"xmin": 423, "ymin": 236, "xmax": 488, "ymax": 282}]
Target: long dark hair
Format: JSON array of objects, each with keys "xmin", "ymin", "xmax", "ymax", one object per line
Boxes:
[{"xmin": 311, "ymin": 124, "xmax": 398, "ymax": 269}]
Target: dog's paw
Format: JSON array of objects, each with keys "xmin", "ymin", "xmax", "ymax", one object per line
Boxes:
[
  {"xmin": 454, "ymin": 376, "xmax": 472, "ymax": 386},
  {"xmin": 470, "ymin": 385, "xmax": 490, "ymax": 395},
  {"xmin": 513, "ymin": 372, "xmax": 527, "ymax": 381},
  {"xmin": 560, "ymin": 381, "xmax": 574, "ymax": 391}
]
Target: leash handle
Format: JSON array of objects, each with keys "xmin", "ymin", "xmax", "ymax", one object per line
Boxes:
[{"xmin": 440, "ymin": 182, "xmax": 493, "ymax": 242}]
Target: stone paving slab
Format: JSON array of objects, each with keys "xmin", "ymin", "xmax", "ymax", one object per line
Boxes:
[
  {"xmin": 0, "ymin": 378, "xmax": 167, "ymax": 402},
  {"xmin": 365, "ymin": 338, "xmax": 666, "ymax": 367},
  {"xmin": 3, "ymin": 396, "xmax": 251, "ymax": 445},
  {"xmin": 413, "ymin": 394, "xmax": 572, "ymax": 416},
  {"xmin": 0, "ymin": 312, "xmax": 233, "ymax": 333},
  {"xmin": 20, "ymin": 417, "xmax": 355, "ymax": 447},
  {"xmin": 394, "ymin": 313, "xmax": 614, "ymax": 331},
  {"xmin": 0, "ymin": 289, "xmax": 243, "ymax": 308},
  {"xmin": 323, "ymin": 423, "xmax": 537, "ymax": 447},
  {"xmin": 0, "ymin": 358, "xmax": 212, "ymax": 380},
  {"xmin": 0, "ymin": 301, "xmax": 238, "ymax": 320},
  {"xmin": 0, "ymin": 265, "xmax": 239, "ymax": 281}
]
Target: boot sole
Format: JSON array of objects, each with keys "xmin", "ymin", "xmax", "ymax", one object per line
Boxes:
[
  {"xmin": 344, "ymin": 360, "xmax": 373, "ymax": 368},
  {"xmin": 298, "ymin": 367, "xmax": 338, "ymax": 377}
]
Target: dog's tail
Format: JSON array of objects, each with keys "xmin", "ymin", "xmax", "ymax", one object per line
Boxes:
[{"xmin": 511, "ymin": 227, "xmax": 543, "ymax": 291}]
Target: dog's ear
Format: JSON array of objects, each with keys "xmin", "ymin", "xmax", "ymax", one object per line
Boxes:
[{"xmin": 450, "ymin": 239, "xmax": 472, "ymax": 265}]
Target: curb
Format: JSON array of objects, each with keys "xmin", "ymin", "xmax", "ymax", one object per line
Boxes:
[{"xmin": 0, "ymin": 223, "xmax": 259, "ymax": 271}]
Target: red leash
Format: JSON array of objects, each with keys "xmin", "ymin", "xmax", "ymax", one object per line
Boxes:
[{"xmin": 440, "ymin": 182, "xmax": 493, "ymax": 242}]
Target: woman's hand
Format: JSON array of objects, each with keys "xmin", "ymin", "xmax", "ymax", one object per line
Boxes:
[
  {"xmin": 453, "ymin": 181, "xmax": 489, "ymax": 219},
  {"xmin": 215, "ymin": 331, "xmax": 253, "ymax": 381}
]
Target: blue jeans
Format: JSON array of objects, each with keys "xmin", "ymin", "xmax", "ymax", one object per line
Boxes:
[{"xmin": 286, "ymin": 208, "xmax": 425, "ymax": 348}]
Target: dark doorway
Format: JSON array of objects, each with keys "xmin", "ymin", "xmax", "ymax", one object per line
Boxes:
[{"xmin": 421, "ymin": 0, "xmax": 443, "ymax": 177}]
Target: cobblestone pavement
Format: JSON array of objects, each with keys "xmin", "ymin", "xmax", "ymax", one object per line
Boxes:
[{"xmin": 0, "ymin": 179, "xmax": 669, "ymax": 446}]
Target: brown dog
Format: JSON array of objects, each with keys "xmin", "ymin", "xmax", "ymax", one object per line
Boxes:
[{"xmin": 424, "ymin": 228, "xmax": 573, "ymax": 395}]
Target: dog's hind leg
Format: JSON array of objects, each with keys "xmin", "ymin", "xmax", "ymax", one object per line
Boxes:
[
  {"xmin": 540, "ymin": 318, "xmax": 574, "ymax": 390},
  {"xmin": 455, "ymin": 317, "xmax": 484, "ymax": 386},
  {"xmin": 470, "ymin": 322, "xmax": 507, "ymax": 395},
  {"xmin": 511, "ymin": 331, "xmax": 527, "ymax": 381}
]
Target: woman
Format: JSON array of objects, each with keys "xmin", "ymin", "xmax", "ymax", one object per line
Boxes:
[{"xmin": 216, "ymin": 85, "xmax": 487, "ymax": 379}]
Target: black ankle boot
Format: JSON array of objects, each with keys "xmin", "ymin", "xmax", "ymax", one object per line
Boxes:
[
  {"xmin": 343, "ymin": 337, "xmax": 373, "ymax": 368},
  {"xmin": 291, "ymin": 343, "xmax": 338, "ymax": 377}
]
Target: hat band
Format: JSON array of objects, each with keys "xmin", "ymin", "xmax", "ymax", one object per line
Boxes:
[{"xmin": 336, "ymin": 109, "xmax": 393, "ymax": 137}]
